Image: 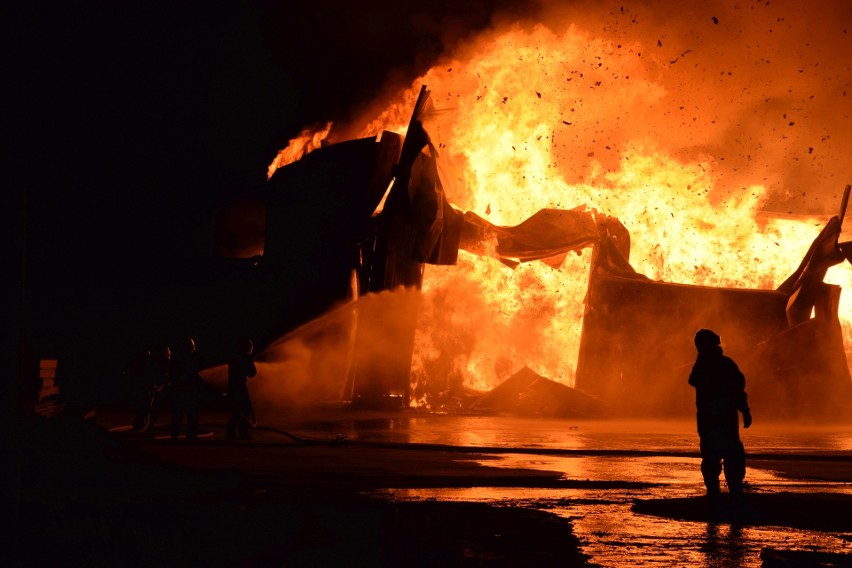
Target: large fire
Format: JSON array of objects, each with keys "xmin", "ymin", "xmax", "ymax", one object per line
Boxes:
[{"xmin": 271, "ymin": 3, "xmax": 852, "ymax": 409}]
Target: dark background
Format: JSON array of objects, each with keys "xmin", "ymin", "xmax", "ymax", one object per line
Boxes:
[{"xmin": 6, "ymin": 0, "xmax": 532, "ymax": 402}]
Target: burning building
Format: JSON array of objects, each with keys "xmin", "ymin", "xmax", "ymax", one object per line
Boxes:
[{"xmin": 217, "ymin": 1, "xmax": 852, "ymax": 420}]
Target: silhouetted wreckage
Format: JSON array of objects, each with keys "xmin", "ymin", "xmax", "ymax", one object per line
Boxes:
[
  {"xmin": 218, "ymin": 86, "xmax": 852, "ymax": 418},
  {"xmin": 575, "ymin": 187, "xmax": 852, "ymax": 419}
]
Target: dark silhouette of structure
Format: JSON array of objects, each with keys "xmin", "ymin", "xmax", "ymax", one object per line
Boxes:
[
  {"xmin": 688, "ymin": 329, "xmax": 752, "ymax": 499},
  {"xmin": 226, "ymin": 338, "xmax": 257, "ymax": 440},
  {"xmin": 576, "ymin": 188, "xmax": 852, "ymax": 420}
]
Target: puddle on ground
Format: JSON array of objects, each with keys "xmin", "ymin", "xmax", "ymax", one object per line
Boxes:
[
  {"xmin": 297, "ymin": 417, "xmax": 852, "ymax": 567},
  {"xmin": 375, "ymin": 454, "xmax": 852, "ymax": 568}
]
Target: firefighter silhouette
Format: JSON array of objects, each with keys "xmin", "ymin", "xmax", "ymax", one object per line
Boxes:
[
  {"xmin": 688, "ymin": 329, "xmax": 752, "ymax": 500},
  {"xmin": 130, "ymin": 344, "xmax": 171, "ymax": 434},
  {"xmin": 226, "ymin": 338, "xmax": 257, "ymax": 440},
  {"xmin": 169, "ymin": 336, "xmax": 203, "ymax": 440}
]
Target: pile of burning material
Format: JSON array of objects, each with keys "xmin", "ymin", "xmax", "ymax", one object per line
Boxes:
[{"xmin": 469, "ymin": 366, "xmax": 603, "ymax": 419}]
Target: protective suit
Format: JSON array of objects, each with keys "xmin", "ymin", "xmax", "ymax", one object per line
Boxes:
[
  {"xmin": 226, "ymin": 339, "xmax": 257, "ymax": 440},
  {"xmin": 169, "ymin": 337, "xmax": 203, "ymax": 440},
  {"xmin": 688, "ymin": 329, "xmax": 752, "ymax": 497}
]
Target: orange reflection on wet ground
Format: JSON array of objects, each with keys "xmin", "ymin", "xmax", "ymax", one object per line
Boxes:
[
  {"xmin": 381, "ymin": 471, "xmax": 850, "ymax": 568},
  {"xmin": 289, "ymin": 415, "xmax": 852, "ymax": 566}
]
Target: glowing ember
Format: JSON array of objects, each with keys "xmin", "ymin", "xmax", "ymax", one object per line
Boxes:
[{"xmin": 278, "ymin": 5, "xmax": 852, "ymax": 408}]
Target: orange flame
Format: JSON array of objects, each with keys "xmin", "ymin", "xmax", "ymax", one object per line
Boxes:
[
  {"xmin": 267, "ymin": 122, "xmax": 333, "ymax": 179},
  {"xmin": 355, "ymin": 12, "xmax": 852, "ymax": 407}
]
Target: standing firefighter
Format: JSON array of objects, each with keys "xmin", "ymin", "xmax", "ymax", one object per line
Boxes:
[
  {"xmin": 226, "ymin": 338, "xmax": 257, "ymax": 440},
  {"xmin": 130, "ymin": 344, "xmax": 171, "ymax": 435},
  {"xmin": 169, "ymin": 336, "xmax": 203, "ymax": 440},
  {"xmin": 688, "ymin": 329, "xmax": 752, "ymax": 502},
  {"xmin": 128, "ymin": 348, "xmax": 156, "ymax": 433}
]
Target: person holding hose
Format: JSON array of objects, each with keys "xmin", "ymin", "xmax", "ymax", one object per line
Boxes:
[{"xmin": 226, "ymin": 338, "xmax": 257, "ymax": 440}]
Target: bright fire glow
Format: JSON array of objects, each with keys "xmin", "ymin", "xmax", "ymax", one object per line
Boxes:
[
  {"xmin": 350, "ymin": 13, "xmax": 852, "ymax": 408},
  {"xmin": 267, "ymin": 122, "xmax": 332, "ymax": 179}
]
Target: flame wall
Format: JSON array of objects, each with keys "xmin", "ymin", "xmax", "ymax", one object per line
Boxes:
[{"xmin": 295, "ymin": 1, "xmax": 852, "ymax": 409}]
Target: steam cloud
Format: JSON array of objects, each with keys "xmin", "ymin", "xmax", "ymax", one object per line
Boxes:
[{"xmin": 202, "ymin": 289, "xmax": 422, "ymax": 419}]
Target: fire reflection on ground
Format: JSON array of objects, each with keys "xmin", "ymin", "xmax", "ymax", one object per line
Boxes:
[
  {"xmin": 286, "ymin": 415, "xmax": 852, "ymax": 567},
  {"xmin": 287, "ymin": 414, "xmax": 852, "ymax": 453},
  {"xmin": 382, "ymin": 483, "xmax": 850, "ymax": 568}
]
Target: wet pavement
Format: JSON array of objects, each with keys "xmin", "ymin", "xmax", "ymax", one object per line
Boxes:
[
  {"xmin": 277, "ymin": 413, "xmax": 852, "ymax": 567},
  {"xmin": 99, "ymin": 407, "xmax": 852, "ymax": 566}
]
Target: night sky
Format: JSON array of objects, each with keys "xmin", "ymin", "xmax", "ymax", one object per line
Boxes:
[{"xmin": 8, "ymin": 0, "xmax": 526, "ymax": 395}]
